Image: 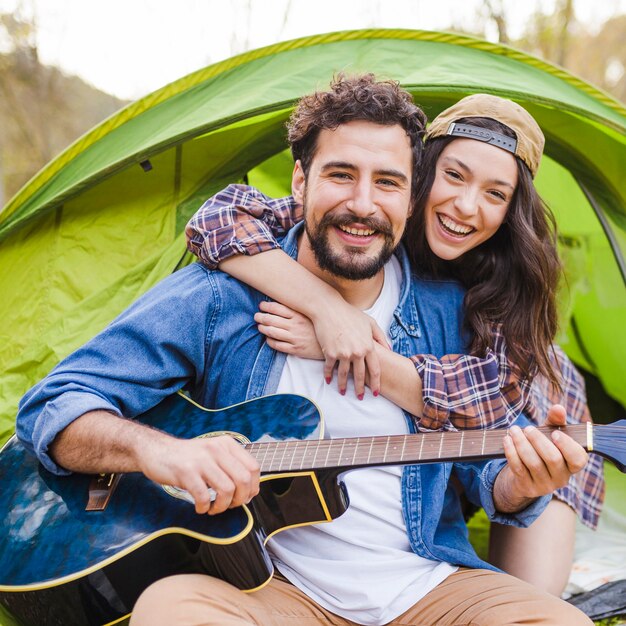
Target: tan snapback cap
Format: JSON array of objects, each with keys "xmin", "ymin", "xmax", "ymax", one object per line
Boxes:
[{"xmin": 425, "ymin": 94, "xmax": 545, "ymax": 177}]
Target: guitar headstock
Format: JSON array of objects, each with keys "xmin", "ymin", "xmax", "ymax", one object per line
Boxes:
[{"xmin": 593, "ymin": 420, "xmax": 626, "ymax": 473}]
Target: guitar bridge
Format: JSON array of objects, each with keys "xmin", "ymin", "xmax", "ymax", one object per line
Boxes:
[{"xmin": 85, "ymin": 472, "xmax": 122, "ymax": 511}]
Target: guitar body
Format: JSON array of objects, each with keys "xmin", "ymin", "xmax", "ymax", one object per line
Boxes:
[
  {"xmin": 3, "ymin": 391, "xmax": 624, "ymax": 626},
  {"xmin": 0, "ymin": 393, "xmax": 348, "ymax": 626}
]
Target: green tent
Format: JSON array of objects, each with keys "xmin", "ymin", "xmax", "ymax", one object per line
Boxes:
[{"xmin": 1, "ymin": 29, "xmax": 625, "ymax": 444}]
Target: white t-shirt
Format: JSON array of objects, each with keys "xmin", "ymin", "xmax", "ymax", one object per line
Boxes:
[{"xmin": 269, "ymin": 257, "xmax": 457, "ymax": 625}]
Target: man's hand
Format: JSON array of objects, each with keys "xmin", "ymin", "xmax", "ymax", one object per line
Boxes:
[
  {"xmin": 50, "ymin": 410, "xmax": 260, "ymax": 517},
  {"xmin": 139, "ymin": 435, "xmax": 261, "ymax": 516},
  {"xmin": 493, "ymin": 404, "xmax": 589, "ymax": 513},
  {"xmin": 255, "ymin": 301, "xmax": 324, "ymax": 360}
]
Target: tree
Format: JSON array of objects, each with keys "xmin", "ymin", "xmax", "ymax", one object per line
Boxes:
[
  {"xmin": 567, "ymin": 15, "xmax": 626, "ymax": 103},
  {"xmin": 478, "ymin": 0, "xmax": 625, "ymax": 104},
  {"xmin": 482, "ymin": 0, "xmax": 510, "ymax": 44},
  {"xmin": 0, "ymin": 10, "xmax": 125, "ymax": 205},
  {"xmin": 513, "ymin": 0, "xmax": 577, "ymax": 69}
]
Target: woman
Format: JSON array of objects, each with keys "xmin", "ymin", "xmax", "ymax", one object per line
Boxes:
[{"xmin": 185, "ymin": 93, "xmax": 604, "ymax": 595}]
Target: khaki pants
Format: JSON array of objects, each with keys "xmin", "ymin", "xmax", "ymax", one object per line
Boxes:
[{"xmin": 130, "ymin": 568, "xmax": 592, "ymax": 626}]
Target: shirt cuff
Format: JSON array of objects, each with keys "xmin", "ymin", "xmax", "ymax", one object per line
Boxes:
[
  {"xmin": 479, "ymin": 458, "xmax": 551, "ymax": 527},
  {"xmin": 28, "ymin": 391, "xmax": 122, "ymax": 475},
  {"xmin": 213, "ymin": 235, "xmax": 281, "ymax": 265},
  {"xmin": 411, "ymin": 351, "xmax": 524, "ymax": 431}
]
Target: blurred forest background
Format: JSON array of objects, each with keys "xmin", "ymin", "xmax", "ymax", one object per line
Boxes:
[{"xmin": 1, "ymin": 0, "xmax": 625, "ymax": 208}]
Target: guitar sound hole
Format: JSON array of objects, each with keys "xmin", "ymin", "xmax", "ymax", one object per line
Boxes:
[{"xmin": 265, "ymin": 477, "xmax": 294, "ymax": 496}]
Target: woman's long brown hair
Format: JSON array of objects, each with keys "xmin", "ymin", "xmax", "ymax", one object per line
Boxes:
[{"xmin": 404, "ymin": 117, "xmax": 562, "ymax": 389}]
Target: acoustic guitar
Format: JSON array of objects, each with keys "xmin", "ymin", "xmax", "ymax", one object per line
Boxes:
[{"xmin": 0, "ymin": 392, "xmax": 624, "ymax": 626}]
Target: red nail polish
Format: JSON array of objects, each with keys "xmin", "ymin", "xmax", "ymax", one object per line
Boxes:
[
  {"xmin": 340, "ymin": 389, "xmax": 346, "ymax": 396},
  {"xmin": 325, "ymin": 377, "xmax": 331, "ymax": 384},
  {"xmin": 358, "ymin": 393, "xmax": 364, "ymax": 401},
  {"xmin": 373, "ymin": 390, "xmax": 379, "ymax": 397}
]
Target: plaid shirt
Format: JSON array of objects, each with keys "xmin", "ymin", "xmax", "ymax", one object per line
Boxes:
[{"xmin": 186, "ymin": 183, "xmax": 604, "ymax": 528}]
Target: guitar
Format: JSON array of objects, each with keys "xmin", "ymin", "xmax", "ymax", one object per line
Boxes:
[{"xmin": 0, "ymin": 392, "xmax": 624, "ymax": 626}]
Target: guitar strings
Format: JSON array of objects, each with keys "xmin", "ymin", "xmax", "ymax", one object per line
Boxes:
[{"xmin": 246, "ymin": 424, "xmax": 591, "ymax": 472}]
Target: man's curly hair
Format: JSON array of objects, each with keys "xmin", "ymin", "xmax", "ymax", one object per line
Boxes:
[{"xmin": 287, "ymin": 73, "xmax": 427, "ymax": 192}]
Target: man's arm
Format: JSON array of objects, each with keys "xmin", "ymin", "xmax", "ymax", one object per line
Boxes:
[
  {"xmin": 49, "ymin": 409, "xmax": 260, "ymax": 515},
  {"xmin": 17, "ymin": 264, "xmax": 260, "ymax": 515},
  {"xmin": 17, "ymin": 266, "xmax": 208, "ymax": 473},
  {"xmin": 492, "ymin": 405, "xmax": 588, "ymax": 514}
]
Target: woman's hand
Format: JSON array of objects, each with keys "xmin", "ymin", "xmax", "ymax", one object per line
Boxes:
[
  {"xmin": 255, "ymin": 300, "xmax": 389, "ymax": 398},
  {"xmin": 255, "ymin": 301, "xmax": 324, "ymax": 360},
  {"xmin": 310, "ymin": 299, "xmax": 388, "ymax": 399},
  {"xmin": 220, "ymin": 251, "xmax": 389, "ymax": 399}
]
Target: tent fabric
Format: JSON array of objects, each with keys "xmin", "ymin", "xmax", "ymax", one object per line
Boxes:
[{"xmin": 1, "ymin": 29, "xmax": 625, "ymax": 444}]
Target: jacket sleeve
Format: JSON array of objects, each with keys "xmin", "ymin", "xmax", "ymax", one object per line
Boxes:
[
  {"xmin": 15, "ymin": 265, "xmax": 214, "ymax": 475},
  {"xmin": 185, "ymin": 184, "xmax": 302, "ymax": 269},
  {"xmin": 454, "ymin": 457, "xmax": 551, "ymax": 528}
]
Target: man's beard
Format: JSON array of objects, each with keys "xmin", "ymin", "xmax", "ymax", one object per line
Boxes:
[{"xmin": 305, "ymin": 208, "xmax": 397, "ymax": 281}]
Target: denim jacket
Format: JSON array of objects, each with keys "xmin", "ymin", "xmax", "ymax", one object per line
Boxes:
[{"xmin": 17, "ymin": 223, "xmax": 549, "ymax": 572}]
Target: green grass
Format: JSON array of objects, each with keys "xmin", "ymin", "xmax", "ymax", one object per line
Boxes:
[{"xmin": 0, "ymin": 605, "xmax": 18, "ymax": 626}]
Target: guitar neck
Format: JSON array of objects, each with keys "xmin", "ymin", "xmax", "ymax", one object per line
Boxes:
[{"xmin": 247, "ymin": 424, "xmax": 592, "ymax": 474}]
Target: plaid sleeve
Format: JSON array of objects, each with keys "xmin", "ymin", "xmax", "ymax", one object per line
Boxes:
[
  {"xmin": 411, "ymin": 338, "xmax": 605, "ymax": 528},
  {"xmin": 185, "ymin": 184, "xmax": 303, "ymax": 269},
  {"xmin": 526, "ymin": 345, "xmax": 605, "ymax": 529},
  {"xmin": 410, "ymin": 326, "xmax": 532, "ymax": 432}
]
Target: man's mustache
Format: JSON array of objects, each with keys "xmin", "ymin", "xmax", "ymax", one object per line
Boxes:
[{"xmin": 316, "ymin": 213, "xmax": 394, "ymax": 238}]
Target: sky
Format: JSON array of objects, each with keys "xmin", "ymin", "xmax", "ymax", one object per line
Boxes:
[{"xmin": 1, "ymin": 0, "xmax": 625, "ymax": 100}]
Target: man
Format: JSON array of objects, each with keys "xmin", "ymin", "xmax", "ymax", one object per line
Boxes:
[{"xmin": 17, "ymin": 75, "xmax": 591, "ymax": 625}]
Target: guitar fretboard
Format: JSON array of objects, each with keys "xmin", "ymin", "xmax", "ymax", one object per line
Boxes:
[{"xmin": 246, "ymin": 424, "xmax": 590, "ymax": 474}]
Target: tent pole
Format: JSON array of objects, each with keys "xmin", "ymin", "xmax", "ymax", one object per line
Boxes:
[{"xmin": 578, "ymin": 181, "xmax": 626, "ymax": 287}]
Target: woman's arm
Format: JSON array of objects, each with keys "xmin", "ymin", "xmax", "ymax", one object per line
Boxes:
[
  {"xmin": 258, "ymin": 300, "xmax": 543, "ymax": 432},
  {"xmin": 186, "ymin": 185, "xmax": 533, "ymax": 429},
  {"xmin": 222, "ymin": 251, "xmax": 387, "ymax": 397},
  {"xmin": 186, "ymin": 184, "xmax": 301, "ymax": 268},
  {"xmin": 186, "ymin": 184, "xmax": 387, "ymax": 398},
  {"xmin": 255, "ymin": 300, "xmax": 423, "ymax": 413},
  {"xmin": 372, "ymin": 343, "xmax": 425, "ymax": 415}
]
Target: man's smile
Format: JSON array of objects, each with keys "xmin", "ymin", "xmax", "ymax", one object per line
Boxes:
[{"xmin": 337, "ymin": 224, "xmax": 377, "ymax": 237}]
